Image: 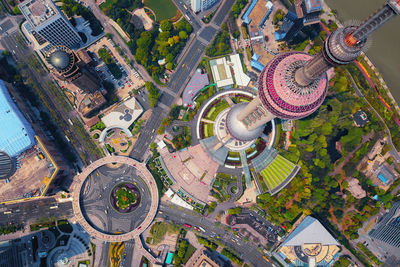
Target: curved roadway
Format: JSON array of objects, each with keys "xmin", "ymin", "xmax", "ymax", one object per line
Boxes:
[{"xmin": 72, "ymin": 156, "xmax": 159, "ymax": 242}]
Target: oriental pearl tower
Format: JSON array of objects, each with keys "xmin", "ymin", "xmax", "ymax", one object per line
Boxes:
[{"xmin": 226, "ymin": 0, "xmax": 400, "ymax": 142}]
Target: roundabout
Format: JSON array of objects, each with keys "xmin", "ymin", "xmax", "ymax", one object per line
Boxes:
[{"xmin": 72, "ymin": 156, "xmax": 159, "ymax": 242}]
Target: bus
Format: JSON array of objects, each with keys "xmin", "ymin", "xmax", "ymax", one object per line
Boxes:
[{"xmin": 263, "ymin": 256, "xmax": 270, "ymax": 262}]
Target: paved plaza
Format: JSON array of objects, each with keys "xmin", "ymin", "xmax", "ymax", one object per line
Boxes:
[{"xmin": 160, "ymin": 144, "xmax": 219, "ymax": 203}]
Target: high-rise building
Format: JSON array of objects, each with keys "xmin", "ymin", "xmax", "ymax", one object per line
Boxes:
[
  {"xmin": 19, "ymin": 0, "xmax": 81, "ymax": 49},
  {"xmin": 191, "ymin": 0, "xmax": 219, "ymax": 13},
  {"xmin": 275, "ymin": 0, "xmax": 323, "ymax": 43},
  {"xmin": 46, "ymin": 45, "xmax": 100, "ymax": 93},
  {"xmin": 225, "ymin": 0, "xmax": 400, "ymax": 142},
  {"xmin": 276, "ymin": 216, "xmax": 341, "ymax": 267},
  {"xmin": 369, "ymin": 201, "xmax": 400, "ymax": 248}
]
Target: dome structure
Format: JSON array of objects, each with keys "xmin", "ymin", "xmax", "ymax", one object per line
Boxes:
[
  {"xmin": 258, "ymin": 52, "xmax": 328, "ymax": 120},
  {"xmin": 0, "ymin": 151, "xmax": 14, "ymax": 179},
  {"xmin": 49, "ymin": 50, "xmax": 72, "ymax": 70},
  {"xmin": 226, "ymin": 103, "xmax": 264, "ymax": 141}
]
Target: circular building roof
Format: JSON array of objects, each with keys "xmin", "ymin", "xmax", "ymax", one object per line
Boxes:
[
  {"xmin": 49, "ymin": 50, "xmax": 71, "ymax": 70},
  {"xmin": 258, "ymin": 52, "xmax": 328, "ymax": 120},
  {"xmin": 0, "ymin": 151, "xmax": 14, "ymax": 179},
  {"xmin": 226, "ymin": 103, "xmax": 264, "ymax": 141}
]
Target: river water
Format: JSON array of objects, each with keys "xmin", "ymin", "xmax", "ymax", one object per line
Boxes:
[{"xmin": 326, "ymin": 0, "xmax": 400, "ymax": 103}]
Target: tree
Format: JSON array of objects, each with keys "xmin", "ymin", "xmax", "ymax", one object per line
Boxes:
[
  {"xmin": 228, "ymin": 207, "xmax": 242, "ymax": 215},
  {"xmin": 157, "ymin": 125, "xmax": 165, "ymax": 135},
  {"xmin": 145, "ymin": 82, "xmax": 160, "ymax": 107},
  {"xmin": 150, "ymin": 142, "xmax": 157, "ymax": 150},
  {"xmin": 168, "ymin": 37, "xmax": 175, "ymax": 46},
  {"xmin": 165, "ymin": 53, "xmax": 174, "ymax": 63},
  {"xmin": 159, "ymin": 31, "xmax": 170, "ymax": 41},
  {"xmin": 161, "ymin": 117, "xmax": 171, "ymax": 126},
  {"xmin": 13, "ymin": 6, "xmax": 21, "ymax": 15},
  {"xmin": 179, "ymin": 31, "xmax": 188, "ymax": 40},
  {"xmin": 136, "ymin": 31, "xmax": 152, "ymax": 49},
  {"xmin": 160, "ymin": 20, "xmax": 172, "ymax": 32}
]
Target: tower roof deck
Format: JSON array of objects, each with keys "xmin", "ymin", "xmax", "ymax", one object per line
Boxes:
[
  {"xmin": 19, "ymin": 0, "xmax": 59, "ymax": 28},
  {"xmin": 258, "ymin": 52, "xmax": 327, "ymax": 120}
]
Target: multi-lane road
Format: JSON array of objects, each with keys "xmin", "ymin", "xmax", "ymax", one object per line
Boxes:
[
  {"xmin": 0, "ymin": 28, "xmax": 99, "ymax": 165},
  {"xmin": 158, "ymin": 203, "xmax": 273, "ymax": 267},
  {"xmin": 130, "ymin": 0, "xmax": 235, "ymax": 161},
  {"xmin": 0, "ymin": 197, "xmax": 72, "ymax": 225}
]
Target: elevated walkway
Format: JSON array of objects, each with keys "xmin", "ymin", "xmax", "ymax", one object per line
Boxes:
[{"xmin": 240, "ymin": 150, "xmax": 252, "ymax": 188}]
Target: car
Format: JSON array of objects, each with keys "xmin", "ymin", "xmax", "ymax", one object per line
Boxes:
[
  {"xmin": 184, "ymin": 224, "xmax": 192, "ymax": 228},
  {"xmin": 193, "ymin": 226, "xmax": 200, "ymax": 232},
  {"xmin": 137, "ymin": 226, "xmax": 141, "ymax": 230}
]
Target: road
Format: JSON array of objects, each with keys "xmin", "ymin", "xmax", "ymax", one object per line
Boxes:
[
  {"xmin": 158, "ymin": 203, "xmax": 273, "ymax": 267},
  {"xmin": 131, "ymin": 0, "xmax": 235, "ymax": 161},
  {"xmin": 0, "ymin": 27, "xmax": 98, "ymax": 165},
  {"xmin": 0, "ymin": 197, "xmax": 72, "ymax": 225},
  {"xmin": 173, "ymin": 0, "xmax": 203, "ymax": 31}
]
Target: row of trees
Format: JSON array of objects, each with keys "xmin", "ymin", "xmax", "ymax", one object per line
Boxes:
[
  {"xmin": 221, "ymin": 248, "xmax": 243, "ymax": 265},
  {"xmin": 0, "ymin": 224, "xmax": 23, "ymax": 235},
  {"xmin": 145, "ymin": 81, "xmax": 160, "ymax": 107},
  {"xmin": 231, "ymin": 0, "xmax": 248, "ymax": 18},
  {"xmin": 196, "ymin": 236, "xmax": 218, "ymax": 250},
  {"xmin": 174, "ymin": 239, "xmax": 188, "ymax": 267}
]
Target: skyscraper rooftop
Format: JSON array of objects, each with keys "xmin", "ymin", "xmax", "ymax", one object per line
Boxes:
[
  {"xmin": 0, "ymin": 80, "xmax": 35, "ymax": 157},
  {"xmin": 19, "ymin": 0, "xmax": 59, "ymax": 28}
]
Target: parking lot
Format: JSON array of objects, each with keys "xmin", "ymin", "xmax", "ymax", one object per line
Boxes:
[{"xmin": 87, "ymin": 37, "xmax": 145, "ymax": 99}]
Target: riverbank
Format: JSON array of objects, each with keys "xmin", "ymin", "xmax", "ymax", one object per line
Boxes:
[{"xmin": 325, "ymin": 0, "xmax": 400, "ymax": 106}]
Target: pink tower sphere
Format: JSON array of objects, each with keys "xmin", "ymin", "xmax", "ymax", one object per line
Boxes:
[{"xmin": 258, "ymin": 52, "xmax": 328, "ymax": 120}]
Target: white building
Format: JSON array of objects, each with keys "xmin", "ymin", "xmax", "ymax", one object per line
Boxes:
[
  {"xmin": 209, "ymin": 57, "xmax": 234, "ymax": 88},
  {"xmin": 229, "ymin": 54, "xmax": 250, "ymax": 87},
  {"xmin": 191, "ymin": 0, "xmax": 220, "ymax": 13},
  {"xmin": 19, "ymin": 0, "xmax": 81, "ymax": 49},
  {"xmin": 101, "ymin": 97, "xmax": 143, "ymax": 129}
]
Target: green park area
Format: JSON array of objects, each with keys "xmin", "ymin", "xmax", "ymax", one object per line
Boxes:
[
  {"xmin": 206, "ymin": 99, "xmax": 230, "ymax": 121},
  {"xmin": 212, "ymin": 173, "xmax": 237, "ymax": 202},
  {"xmin": 98, "ymin": 48, "xmax": 122, "ymax": 79},
  {"xmin": 115, "ymin": 186, "xmax": 138, "ymax": 209},
  {"xmin": 145, "ymin": 0, "xmax": 177, "ymax": 21},
  {"xmin": 146, "ymin": 221, "xmax": 181, "ymax": 245},
  {"xmin": 260, "ymin": 155, "xmax": 296, "ymax": 190}
]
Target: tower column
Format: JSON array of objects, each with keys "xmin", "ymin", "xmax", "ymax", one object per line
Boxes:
[
  {"xmin": 295, "ymin": 53, "xmax": 331, "ymax": 86},
  {"xmin": 236, "ymin": 96, "xmax": 275, "ymax": 131}
]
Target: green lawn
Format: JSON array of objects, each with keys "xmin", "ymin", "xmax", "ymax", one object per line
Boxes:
[
  {"xmin": 145, "ymin": 0, "xmax": 177, "ymax": 21},
  {"xmin": 115, "ymin": 187, "xmax": 138, "ymax": 209}
]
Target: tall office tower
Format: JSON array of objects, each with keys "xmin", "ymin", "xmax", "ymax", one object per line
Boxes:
[
  {"xmin": 19, "ymin": 0, "xmax": 81, "ymax": 49},
  {"xmin": 369, "ymin": 201, "xmax": 400, "ymax": 248},
  {"xmin": 225, "ymin": 0, "xmax": 400, "ymax": 142},
  {"xmin": 191, "ymin": 0, "xmax": 219, "ymax": 13},
  {"xmin": 46, "ymin": 46, "xmax": 100, "ymax": 93},
  {"xmin": 275, "ymin": 0, "xmax": 323, "ymax": 43}
]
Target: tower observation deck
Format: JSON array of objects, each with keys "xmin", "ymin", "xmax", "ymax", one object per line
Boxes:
[{"xmin": 226, "ymin": 0, "xmax": 400, "ymax": 141}]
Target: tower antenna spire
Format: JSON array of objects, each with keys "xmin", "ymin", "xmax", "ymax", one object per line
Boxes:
[{"xmin": 295, "ymin": 0, "xmax": 400, "ymax": 86}]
